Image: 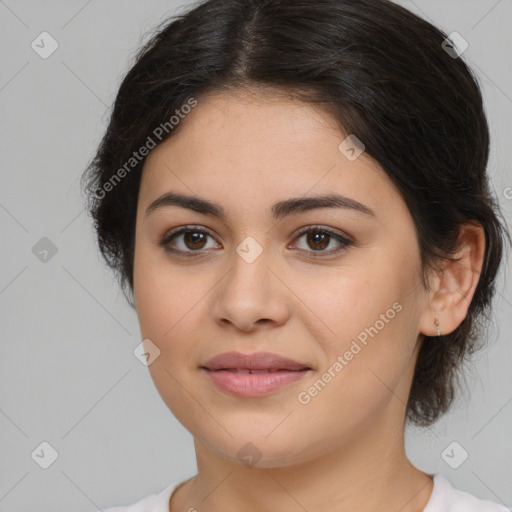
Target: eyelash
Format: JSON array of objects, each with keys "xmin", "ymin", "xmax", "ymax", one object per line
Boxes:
[{"xmin": 159, "ymin": 225, "xmax": 353, "ymax": 259}]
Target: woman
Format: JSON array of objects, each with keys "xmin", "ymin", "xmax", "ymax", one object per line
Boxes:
[{"xmin": 82, "ymin": 0, "xmax": 511, "ymax": 510}]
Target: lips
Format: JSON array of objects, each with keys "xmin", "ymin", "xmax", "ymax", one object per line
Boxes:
[
  {"xmin": 200, "ymin": 351, "xmax": 312, "ymax": 372},
  {"xmin": 199, "ymin": 351, "xmax": 313, "ymax": 397}
]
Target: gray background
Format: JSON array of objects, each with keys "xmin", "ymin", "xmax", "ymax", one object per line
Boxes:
[{"xmin": 0, "ymin": 1, "xmax": 511, "ymax": 511}]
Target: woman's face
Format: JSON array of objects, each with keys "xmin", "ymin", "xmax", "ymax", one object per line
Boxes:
[{"xmin": 133, "ymin": 88, "xmax": 431, "ymax": 467}]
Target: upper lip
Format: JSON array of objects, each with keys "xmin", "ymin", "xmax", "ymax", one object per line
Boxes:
[{"xmin": 200, "ymin": 351, "xmax": 312, "ymax": 371}]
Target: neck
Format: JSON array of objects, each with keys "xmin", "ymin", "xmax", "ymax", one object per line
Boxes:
[{"xmin": 171, "ymin": 416, "xmax": 433, "ymax": 512}]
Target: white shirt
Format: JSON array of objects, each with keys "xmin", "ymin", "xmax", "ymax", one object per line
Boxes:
[{"xmin": 97, "ymin": 473, "xmax": 511, "ymax": 512}]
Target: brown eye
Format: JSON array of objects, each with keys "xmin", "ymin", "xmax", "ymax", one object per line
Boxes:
[
  {"xmin": 305, "ymin": 231, "xmax": 330, "ymax": 251},
  {"xmin": 160, "ymin": 226, "xmax": 221, "ymax": 256},
  {"xmin": 292, "ymin": 226, "xmax": 353, "ymax": 257},
  {"xmin": 183, "ymin": 231, "xmax": 208, "ymax": 250}
]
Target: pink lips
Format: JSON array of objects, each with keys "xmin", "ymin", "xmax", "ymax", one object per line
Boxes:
[{"xmin": 200, "ymin": 351, "xmax": 312, "ymax": 397}]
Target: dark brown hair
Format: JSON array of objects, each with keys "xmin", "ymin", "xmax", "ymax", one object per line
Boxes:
[{"xmin": 81, "ymin": 0, "xmax": 510, "ymax": 426}]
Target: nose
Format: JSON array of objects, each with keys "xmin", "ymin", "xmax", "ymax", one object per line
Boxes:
[{"xmin": 210, "ymin": 246, "xmax": 291, "ymax": 333}]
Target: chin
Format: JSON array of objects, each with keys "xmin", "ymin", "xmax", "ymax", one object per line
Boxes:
[{"xmin": 196, "ymin": 426, "xmax": 319, "ymax": 469}]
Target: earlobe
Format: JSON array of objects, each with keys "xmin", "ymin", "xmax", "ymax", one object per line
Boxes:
[
  {"xmin": 434, "ymin": 314, "xmax": 441, "ymax": 337},
  {"xmin": 419, "ymin": 222, "xmax": 486, "ymax": 337}
]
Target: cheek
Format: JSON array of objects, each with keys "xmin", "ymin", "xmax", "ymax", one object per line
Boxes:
[
  {"xmin": 133, "ymin": 255, "xmax": 206, "ymax": 419},
  {"xmin": 292, "ymin": 282, "xmax": 418, "ymax": 444},
  {"xmin": 134, "ymin": 242, "xmax": 192, "ymax": 336},
  {"xmin": 135, "ymin": 275, "xmax": 202, "ymax": 346},
  {"xmin": 293, "ymin": 255, "xmax": 422, "ymax": 394},
  {"xmin": 133, "ymin": 249, "xmax": 215, "ymax": 376},
  {"xmin": 295, "ymin": 262, "xmax": 408, "ymax": 347}
]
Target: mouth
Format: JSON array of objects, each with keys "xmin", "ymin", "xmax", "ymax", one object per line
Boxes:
[{"xmin": 199, "ymin": 351, "xmax": 313, "ymax": 397}]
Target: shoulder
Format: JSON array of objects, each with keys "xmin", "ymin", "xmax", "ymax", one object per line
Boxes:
[
  {"xmin": 425, "ymin": 474, "xmax": 511, "ymax": 512},
  {"xmin": 95, "ymin": 481, "xmax": 180, "ymax": 512}
]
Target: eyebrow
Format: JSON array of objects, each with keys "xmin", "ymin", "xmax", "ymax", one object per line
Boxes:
[{"xmin": 145, "ymin": 192, "xmax": 376, "ymax": 220}]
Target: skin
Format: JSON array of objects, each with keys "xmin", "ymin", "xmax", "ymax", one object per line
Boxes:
[{"xmin": 132, "ymin": 86, "xmax": 486, "ymax": 512}]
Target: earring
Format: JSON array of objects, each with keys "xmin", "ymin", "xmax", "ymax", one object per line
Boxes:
[{"xmin": 434, "ymin": 314, "xmax": 441, "ymax": 337}]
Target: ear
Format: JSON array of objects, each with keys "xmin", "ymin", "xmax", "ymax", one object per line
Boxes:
[{"xmin": 419, "ymin": 222, "xmax": 486, "ymax": 337}]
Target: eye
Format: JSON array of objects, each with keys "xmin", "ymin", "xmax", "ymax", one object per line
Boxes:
[
  {"xmin": 160, "ymin": 225, "xmax": 220, "ymax": 257},
  {"xmin": 290, "ymin": 226, "xmax": 353, "ymax": 257},
  {"xmin": 159, "ymin": 224, "xmax": 353, "ymax": 259}
]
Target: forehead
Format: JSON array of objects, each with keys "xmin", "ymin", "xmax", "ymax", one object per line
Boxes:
[
  {"xmin": 138, "ymin": 88, "xmax": 403, "ymax": 222},
  {"xmin": 167, "ymin": 87, "xmax": 342, "ymax": 153}
]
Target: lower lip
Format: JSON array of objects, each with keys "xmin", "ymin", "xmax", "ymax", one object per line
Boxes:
[{"xmin": 202, "ymin": 368, "xmax": 310, "ymax": 397}]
